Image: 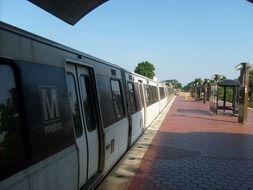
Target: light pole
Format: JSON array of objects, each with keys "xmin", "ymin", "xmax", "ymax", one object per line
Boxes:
[{"xmin": 235, "ymin": 62, "xmax": 251, "ymax": 124}]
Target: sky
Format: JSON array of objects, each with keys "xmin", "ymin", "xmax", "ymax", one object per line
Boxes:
[{"xmin": 1, "ymin": 0, "xmax": 253, "ymax": 85}]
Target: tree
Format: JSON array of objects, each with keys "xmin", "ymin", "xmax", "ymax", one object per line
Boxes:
[
  {"xmin": 212, "ymin": 74, "xmax": 226, "ymax": 82},
  {"xmin": 134, "ymin": 61, "xmax": 155, "ymax": 79},
  {"xmin": 182, "ymin": 78, "xmax": 202, "ymax": 92},
  {"xmin": 183, "ymin": 81, "xmax": 194, "ymax": 92},
  {"xmin": 193, "ymin": 78, "xmax": 203, "ymax": 86},
  {"xmin": 182, "ymin": 78, "xmax": 203, "ymax": 92},
  {"xmin": 164, "ymin": 79, "xmax": 182, "ymax": 89}
]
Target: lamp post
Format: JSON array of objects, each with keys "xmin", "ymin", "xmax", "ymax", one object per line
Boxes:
[{"xmin": 236, "ymin": 62, "xmax": 251, "ymax": 124}]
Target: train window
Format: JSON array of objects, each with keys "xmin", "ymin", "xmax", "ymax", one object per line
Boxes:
[
  {"xmin": 139, "ymin": 83, "xmax": 145, "ymax": 108},
  {"xmin": 154, "ymin": 86, "xmax": 158, "ymax": 102},
  {"xmin": 134, "ymin": 83, "xmax": 142, "ymax": 111},
  {"xmin": 0, "ymin": 64, "xmax": 26, "ymax": 180},
  {"xmin": 146, "ymin": 85, "xmax": 151, "ymax": 106},
  {"xmin": 80, "ymin": 75, "xmax": 96, "ymax": 132},
  {"xmin": 110, "ymin": 79, "xmax": 125, "ymax": 120},
  {"xmin": 154, "ymin": 86, "xmax": 158, "ymax": 103},
  {"xmin": 146, "ymin": 85, "xmax": 158, "ymax": 106},
  {"xmin": 97, "ymin": 76, "xmax": 115, "ymax": 127},
  {"xmin": 128, "ymin": 82, "xmax": 137, "ymax": 113},
  {"xmin": 159, "ymin": 87, "xmax": 165, "ymax": 99},
  {"xmin": 66, "ymin": 73, "xmax": 82, "ymax": 137}
]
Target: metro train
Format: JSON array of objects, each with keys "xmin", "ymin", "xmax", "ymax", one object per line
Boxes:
[{"xmin": 0, "ymin": 21, "xmax": 174, "ymax": 190}]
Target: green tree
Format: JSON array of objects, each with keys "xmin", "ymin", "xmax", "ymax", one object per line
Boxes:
[
  {"xmin": 164, "ymin": 79, "xmax": 182, "ymax": 89},
  {"xmin": 182, "ymin": 78, "xmax": 202, "ymax": 92},
  {"xmin": 183, "ymin": 81, "xmax": 194, "ymax": 92},
  {"xmin": 134, "ymin": 61, "xmax": 155, "ymax": 79},
  {"xmin": 193, "ymin": 78, "xmax": 203, "ymax": 86},
  {"xmin": 212, "ymin": 74, "xmax": 226, "ymax": 82}
]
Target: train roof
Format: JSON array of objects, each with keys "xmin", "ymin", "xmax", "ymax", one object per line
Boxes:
[{"xmin": 0, "ymin": 21, "xmax": 121, "ymax": 70}]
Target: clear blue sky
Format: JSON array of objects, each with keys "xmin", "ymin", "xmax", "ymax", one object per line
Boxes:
[{"xmin": 1, "ymin": 0, "xmax": 253, "ymax": 85}]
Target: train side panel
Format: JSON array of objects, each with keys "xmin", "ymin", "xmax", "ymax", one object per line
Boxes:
[
  {"xmin": 158, "ymin": 85, "xmax": 168, "ymax": 112},
  {"xmin": 144, "ymin": 81, "xmax": 160, "ymax": 127},
  {"xmin": 0, "ymin": 58, "xmax": 78, "ymax": 190},
  {"xmin": 145, "ymin": 102, "xmax": 160, "ymax": 127},
  {"xmin": 159, "ymin": 98, "xmax": 168, "ymax": 112},
  {"xmin": 1, "ymin": 146, "xmax": 78, "ymax": 190},
  {"xmin": 95, "ymin": 66, "xmax": 129, "ymax": 173},
  {"xmin": 131, "ymin": 75, "xmax": 147, "ymax": 130}
]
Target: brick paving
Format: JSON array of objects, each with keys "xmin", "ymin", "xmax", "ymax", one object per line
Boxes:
[{"xmin": 128, "ymin": 96, "xmax": 253, "ymax": 190}]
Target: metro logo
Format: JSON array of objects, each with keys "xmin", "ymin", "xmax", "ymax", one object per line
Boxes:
[{"xmin": 39, "ymin": 86, "xmax": 60, "ymax": 123}]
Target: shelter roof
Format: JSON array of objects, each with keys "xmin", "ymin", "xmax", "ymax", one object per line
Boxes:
[
  {"xmin": 217, "ymin": 79, "xmax": 240, "ymax": 87},
  {"xmin": 28, "ymin": 0, "xmax": 108, "ymax": 25}
]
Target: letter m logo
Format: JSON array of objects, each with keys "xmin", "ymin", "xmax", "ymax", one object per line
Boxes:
[{"xmin": 39, "ymin": 86, "xmax": 60, "ymax": 123}]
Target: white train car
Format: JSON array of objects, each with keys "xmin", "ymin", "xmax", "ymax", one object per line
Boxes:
[
  {"xmin": 158, "ymin": 84, "xmax": 168, "ymax": 112},
  {"xmin": 130, "ymin": 73, "xmax": 174, "ymax": 129},
  {"xmin": 129, "ymin": 73, "xmax": 147, "ymax": 130},
  {"xmin": 123, "ymin": 71, "xmax": 144, "ymax": 146},
  {"xmin": 144, "ymin": 80, "xmax": 160, "ymax": 127},
  {"xmin": 0, "ymin": 21, "xmax": 174, "ymax": 190}
]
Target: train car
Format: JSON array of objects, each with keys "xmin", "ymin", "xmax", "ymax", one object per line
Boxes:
[
  {"xmin": 144, "ymin": 80, "xmax": 160, "ymax": 127},
  {"xmin": 123, "ymin": 71, "xmax": 143, "ymax": 146},
  {"xmin": 130, "ymin": 73, "xmax": 174, "ymax": 129},
  {"xmin": 158, "ymin": 83, "xmax": 168, "ymax": 112},
  {"xmin": 128, "ymin": 73, "xmax": 147, "ymax": 130},
  {"xmin": 0, "ymin": 21, "xmax": 174, "ymax": 190},
  {"xmin": 166, "ymin": 84, "xmax": 175, "ymax": 103}
]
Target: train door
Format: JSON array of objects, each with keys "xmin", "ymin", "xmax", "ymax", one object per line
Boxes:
[
  {"xmin": 77, "ymin": 66, "xmax": 99, "ymax": 179},
  {"xmin": 65, "ymin": 62, "xmax": 100, "ymax": 187}
]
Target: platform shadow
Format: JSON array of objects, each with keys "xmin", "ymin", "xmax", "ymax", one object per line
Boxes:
[{"xmin": 177, "ymin": 108, "xmax": 211, "ymax": 116}]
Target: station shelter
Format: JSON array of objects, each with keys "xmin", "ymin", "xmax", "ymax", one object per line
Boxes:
[
  {"xmin": 194, "ymin": 85, "xmax": 204, "ymax": 101},
  {"xmin": 209, "ymin": 79, "xmax": 240, "ymax": 115},
  {"xmin": 190, "ymin": 84, "xmax": 211, "ymax": 102}
]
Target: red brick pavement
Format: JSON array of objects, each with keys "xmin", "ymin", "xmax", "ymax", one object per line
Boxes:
[{"xmin": 128, "ymin": 96, "xmax": 253, "ymax": 190}]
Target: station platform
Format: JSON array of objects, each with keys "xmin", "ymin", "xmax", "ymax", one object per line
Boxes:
[{"xmin": 97, "ymin": 96, "xmax": 253, "ymax": 190}]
